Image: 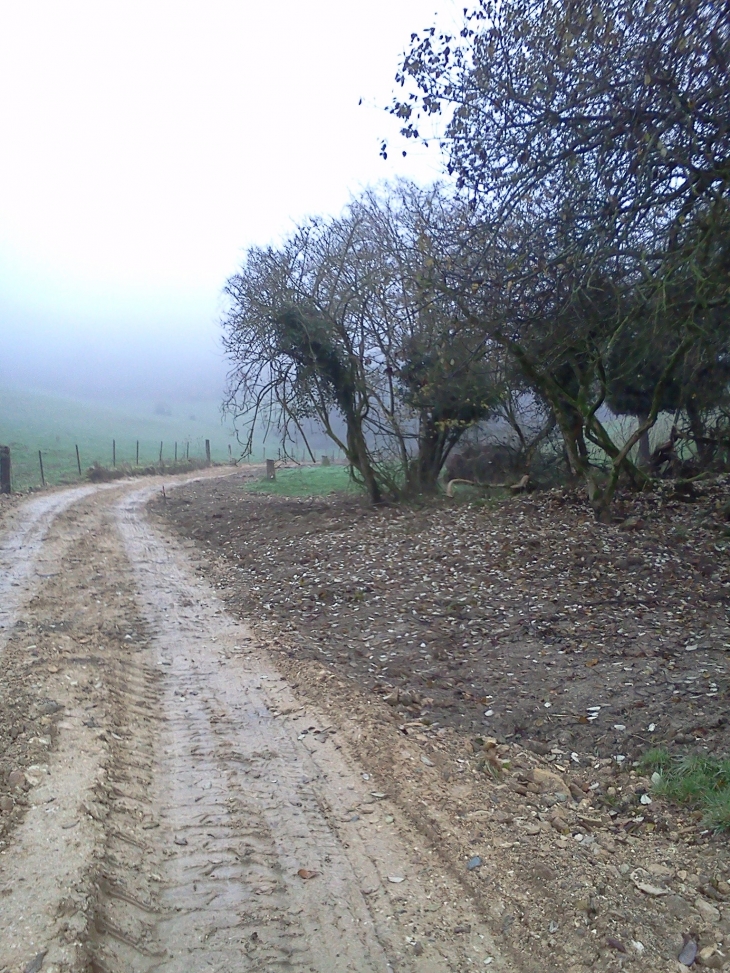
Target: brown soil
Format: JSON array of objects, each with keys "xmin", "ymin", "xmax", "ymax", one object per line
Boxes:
[
  {"xmin": 0, "ymin": 472, "xmax": 511, "ymax": 973},
  {"xmin": 155, "ymin": 474, "xmax": 730, "ymax": 761},
  {"xmin": 150, "ymin": 469, "xmax": 730, "ymax": 972}
]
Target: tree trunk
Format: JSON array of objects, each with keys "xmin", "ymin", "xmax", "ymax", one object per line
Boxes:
[
  {"xmin": 555, "ymin": 409, "xmax": 610, "ymax": 519},
  {"xmin": 637, "ymin": 415, "xmax": 651, "ymax": 470},
  {"xmin": 346, "ymin": 419, "xmax": 382, "ymax": 504},
  {"xmin": 686, "ymin": 398, "xmax": 714, "ymax": 469},
  {"xmin": 410, "ymin": 425, "xmax": 445, "ymax": 495}
]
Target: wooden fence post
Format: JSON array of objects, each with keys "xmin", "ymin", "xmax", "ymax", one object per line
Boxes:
[
  {"xmin": 112, "ymin": 439, "xmax": 116, "ymax": 467},
  {"xmin": 174, "ymin": 441, "xmax": 178, "ymax": 462},
  {"xmin": 159, "ymin": 441, "xmax": 163, "ymax": 464},
  {"xmin": 75, "ymin": 444, "xmax": 81, "ymax": 476},
  {"xmin": 266, "ymin": 459, "xmax": 276, "ymax": 481},
  {"xmin": 38, "ymin": 450, "xmax": 45, "ymax": 488},
  {"xmin": 0, "ymin": 446, "xmax": 10, "ymax": 494},
  {"xmin": 186, "ymin": 441, "xmax": 189, "ymax": 460},
  {"xmin": 205, "ymin": 439, "xmax": 211, "ymax": 466},
  {"xmin": 136, "ymin": 440, "xmax": 139, "ymax": 466}
]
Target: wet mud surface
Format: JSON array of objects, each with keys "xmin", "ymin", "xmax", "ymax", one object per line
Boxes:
[
  {"xmin": 0, "ymin": 473, "xmax": 506, "ymax": 973},
  {"xmin": 153, "ymin": 470, "xmax": 730, "ymax": 972},
  {"xmin": 0, "ymin": 469, "xmax": 729, "ymax": 973}
]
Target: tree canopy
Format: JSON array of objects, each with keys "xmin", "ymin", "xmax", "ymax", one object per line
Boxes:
[{"xmin": 223, "ymin": 0, "xmax": 730, "ymax": 516}]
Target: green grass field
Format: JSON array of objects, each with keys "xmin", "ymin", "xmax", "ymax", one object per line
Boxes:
[
  {"xmin": 0, "ymin": 387, "xmax": 243, "ymax": 491},
  {"xmin": 245, "ymin": 464, "xmax": 360, "ymax": 497}
]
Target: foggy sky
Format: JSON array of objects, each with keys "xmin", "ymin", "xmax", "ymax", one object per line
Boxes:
[{"xmin": 0, "ymin": 1, "xmax": 449, "ymax": 403}]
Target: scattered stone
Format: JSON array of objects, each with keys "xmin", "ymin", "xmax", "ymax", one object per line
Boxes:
[
  {"xmin": 678, "ymin": 937, "xmax": 698, "ymax": 967},
  {"xmin": 23, "ymin": 951, "xmax": 47, "ymax": 973},
  {"xmin": 550, "ymin": 813, "xmax": 569, "ymax": 834},
  {"xmin": 158, "ymin": 465, "xmax": 730, "ymax": 973},
  {"xmin": 633, "ymin": 878, "xmax": 669, "ymax": 897},
  {"xmin": 665, "ymin": 894, "xmax": 696, "ymax": 921},
  {"xmin": 697, "ymin": 945, "xmax": 724, "ymax": 969},
  {"xmin": 695, "ymin": 897, "xmax": 721, "ymax": 924},
  {"xmin": 533, "ymin": 863, "xmax": 556, "ymax": 882},
  {"xmin": 467, "ymin": 856, "xmax": 482, "ymax": 871},
  {"xmin": 648, "ymin": 864, "xmax": 674, "ymax": 880}
]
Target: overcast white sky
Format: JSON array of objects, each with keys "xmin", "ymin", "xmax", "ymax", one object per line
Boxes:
[{"xmin": 0, "ymin": 0, "xmax": 450, "ymax": 399}]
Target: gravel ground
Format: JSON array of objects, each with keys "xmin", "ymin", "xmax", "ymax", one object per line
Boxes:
[
  {"xmin": 155, "ymin": 473, "xmax": 730, "ymax": 761},
  {"xmin": 151, "ymin": 470, "xmax": 730, "ymax": 973}
]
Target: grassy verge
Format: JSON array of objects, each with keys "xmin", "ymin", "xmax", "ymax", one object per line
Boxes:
[
  {"xmin": 245, "ymin": 464, "xmax": 361, "ymax": 497},
  {"xmin": 639, "ymin": 748, "xmax": 730, "ymax": 831}
]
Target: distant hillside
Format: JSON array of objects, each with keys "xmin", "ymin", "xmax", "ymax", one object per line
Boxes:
[{"xmin": 0, "ymin": 387, "xmax": 240, "ymax": 490}]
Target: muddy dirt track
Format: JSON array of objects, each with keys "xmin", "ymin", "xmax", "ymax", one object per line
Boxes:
[{"xmin": 0, "ymin": 472, "xmax": 506, "ymax": 973}]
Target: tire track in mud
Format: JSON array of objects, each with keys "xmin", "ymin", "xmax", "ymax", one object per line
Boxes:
[
  {"xmin": 0, "ymin": 476, "xmax": 509, "ymax": 972},
  {"xmin": 0, "ymin": 487, "xmax": 159, "ymax": 973},
  {"xmin": 0, "ymin": 486, "xmax": 107, "ymax": 652},
  {"xmin": 94, "ymin": 486, "xmax": 508, "ymax": 973},
  {"xmin": 108, "ymin": 490, "xmax": 400, "ymax": 971}
]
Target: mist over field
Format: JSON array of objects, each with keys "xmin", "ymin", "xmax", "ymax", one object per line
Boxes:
[
  {"xmin": 0, "ymin": 0, "xmax": 443, "ymax": 457},
  {"xmin": 0, "ymin": 295, "xmax": 226, "ymax": 403}
]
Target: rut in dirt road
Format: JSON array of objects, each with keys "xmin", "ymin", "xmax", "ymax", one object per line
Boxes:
[
  {"xmin": 0, "ymin": 486, "xmax": 104, "ymax": 650},
  {"xmin": 0, "ymin": 477, "xmax": 509, "ymax": 973},
  {"xmin": 85, "ymin": 483, "xmax": 507, "ymax": 973}
]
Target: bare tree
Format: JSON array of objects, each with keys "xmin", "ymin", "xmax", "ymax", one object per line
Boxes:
[
  {"xmin": 387, "ymin": 0, "xmax": 730, "ymax": 516},
  {"xmin": 222, "ymin": 183, "xmax": 502, "ymax": 500}
]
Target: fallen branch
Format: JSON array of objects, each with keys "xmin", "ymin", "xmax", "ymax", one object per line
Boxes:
[{"xmin": 446, "ymin": 474, "xmax": 529, "ymax": 498}]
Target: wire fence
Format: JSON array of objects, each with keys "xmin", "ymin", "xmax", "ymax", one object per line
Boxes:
[{"xmin": 0, "ymin": 437, "xmax": 234, "ymax": 492}]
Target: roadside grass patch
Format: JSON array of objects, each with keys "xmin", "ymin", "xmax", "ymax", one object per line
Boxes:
[
  {"xmin": 245, "ymin": 464, "xmax": 361, "ymax": 497},
  {"xmin": 639, "ymin": 748, "xmax": 730, "ymax": 830}
]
